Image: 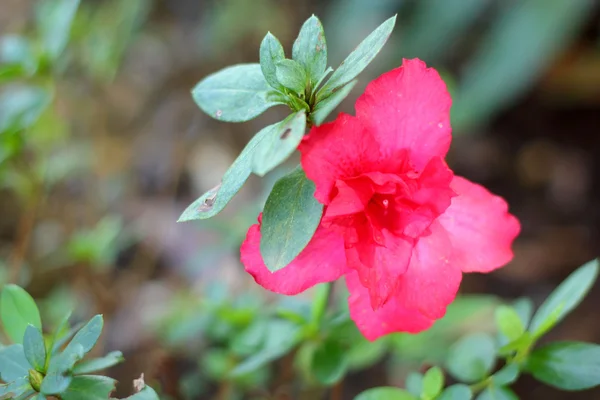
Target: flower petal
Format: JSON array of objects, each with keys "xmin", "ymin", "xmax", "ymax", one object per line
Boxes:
[
  {"xmin": 355, "ymin": 58, "xmax": 452, "ymax": 170},
  {"xmin": 346, "ymin": 271, "xmax": 434, "ymax": 341},
  {"xmin": 299, "ymin": 114, "xmax": 382, "ymax": 204},
  {"xmin": 345, "ymin": 228, "xmax": 414, "ymax": 308},
  {"xmin": 240, "ymin": 215, "xmax": 348, "ymax": 295},
  {"xmin": 394, "ymin": 221, "xmax": 462, "ymax": 319},
  {"xmin": 438, "ymin": 176, "xmax": 520, "ymax": 273}
]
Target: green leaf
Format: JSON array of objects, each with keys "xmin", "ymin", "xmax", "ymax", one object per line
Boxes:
[
  {"xmin": 354, "ymin": 387, "xmax": 417, "ymax": 400},
  {"xmin": 405, "ymin": 372, "xmax": 423, "ymax": 397},
  {"xmin": 529, "ymin": 259, "xmax": 598, "ymax": 337},
  {"xmin": 312, "ymin": 79, "xmax": 357, "ymax": 125},
  {"xmin": 292, "ymin": 15, "xmax": 327, "ymax": 87},
  {"xmin": 438, "ymin": 384, "xmax": 473, "ymax": 400},
  {"xmin": 259, "ymin": 32, "xmax": 285, "ymax": 89},
  {"xmin": 36, "ymin": 0, "xmax": 81, "ymax": 60},
  {"xmin": 318, "ymin": 15, "xmax": 396, "ymax": 100},
  {"xmin": 446, "ymin": 333, "xmax": 496, "ymax": 383},
  {"xmin": 177, "ymin": 121, "xmax": 276, "ymax": 221},
  {"xmin": 0, "ymin": 85, "xmax": 52, "ymax": 133},
  {"xmin": 525, "ymin": 341, "xmax": 600, "ymax": 390},
  {"xmin": 0, "ymin": 284, "xmax": 42, "ymax": 344},
  {"xmin": 23, "ymin": 325, "xmax": 47, "ymax": 372},
  {"xmin": 60, "ymin": 375, "xmax": 117, "ymax": 400},
  {"xmin": 511, "ymin": 297, "xmax": 533, "ymax": 328},
  {"xmin": 230, "ymin": 319, "xmax": 302, "ymax": 377},
  {"xmin": 260, "ymin": 167, "xmax": 323, "ymax": 272},
  {"xmin": 492, "ymin": 364, "xmax": 519, "ymax": 386},
  {"xmin": 476, "ymin": 386, "xmax": 517, "ymax": 400},
  {"xmin": 495, "ymin": 305, "xmax": 525, "ymax": 342},
  {"xmin": 0, "ymin": 344, "xmax": 29, "ymax": 381},
  {"xmin": 230, "ymin": 320, "xmax": 267, "ymax": 357},
  {"xmin": 275, "ymin": 59, "xmax": 308, "ymax": 94},
  {"xmin": 72, "ymin": 350, "xmax": 124, "ymax": 374},
  {"xmin": 311, "ymin": 338, "xmax": 347, "ymax": 385},
  {"xmin": 0, "ymin": 376, "xmax": 32, "ymax": 398},
  {"xmin": 192, "ymin": 64, "xmax": 282, "ymax": 122},
  {"xmin": 41, "ymin": 343, "xmax": 85, "ymax": 395},
  {"xmin": 422, "ymin": 367, "xmax": 444, "ymax": 399},
  {"xmin": 252, "ymin": 111, "xmax": 306, "ymax": 176},
  {"xmin": 65, "ymin": 315, "xmax": 103, "ymax": 355}
]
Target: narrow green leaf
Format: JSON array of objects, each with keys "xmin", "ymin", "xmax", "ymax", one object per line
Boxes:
[
  {"xmin": 422, "ymin": 367, "xmax": 444, "ymax": 399},
  {"xmin": 192, "ymin": 64, "xmax": 282, "ymax": 122},
  {"xmin": 311, "ymin": 339, "xmax": 347, "ymax": 385},
  {"xmin": 0, "ymin": 344, "xmax": 29, "ymax": 382},
  {"xmin": 66, "ymin": 315, "xmax": 103, "ymax": 355},
  {"xmin": 177, "ymin": 121, "xmax": 276, "ymax": 221},
  {"xmin": 446, "ymin": 333, "xmax": 496, "ymax": 383},
  {"xmin": 260, "ymin": 167, "xmax": 323, "ymax": 272},
  {"xmin": 292, "ymin": 15, "xmax": 327, "ymax": 86},
  {"xmin": 309, "ymin": 283, "xmax": 331, "ymax": 324},
  {"xmin": 495, "ymin": 305, "xmax": 525, "ymax": 342},
  {"xmin": 318, "ymin": 15, "xmax": 396, "ymax": 100},
  {"xmin": 476, "ymin": 386, "xmax": 517, "ymax": 400},
  {"xmin": 354, "ymin": 387, "xmax": 417, "ymax": 400},
  {"xmin": 492, "ymin": 364, "xmax": 519, "ymax": 386},
  {"xmin": 252, "ymin": 111, "xmax": 306, "ymax": 176},
  {"xmin": 23, "ymin": 325, "xmax": 47, "ymax": 372},
  {"xmin": 405, "ymin": 372, "xmax": 423, "ymax": 397},
  {"xmin": 60, "ymin": 375, "xmax": 117, "ymax": 400},
  {"xmin": 529, "ymin": 259, "xmax": 598, "ymax": 337},
  {"xmin": 72, "ymin": 351, "xmax": 124, "ymax": 374},
  {"xmin": 526, "ymin": 341, "xmax": 600, "ymax": 390},
  {"xmin": 0, "ymin": 284, "xmax": 42, "ymax": 344},
  {"xmin": 511, "ymin": 297, "xmax": 533, "ymax": 328},
  {"xmin": 36, "ymin": 0, "xmax": 81, "ymax": 60},
  {"xmin": 438, "ymin": 384, "xmax": 473, "ymax": 400},
  {"xmin": 275, "ymin": 59, "xmax": 308, "ymax": 94},
  {"xmin": 259, "ymin": 32, "xmax": 285, "ymax": 89},
  {"xmin": 312, "ymin": 79, "xmax": 357, "ymax": 126}
]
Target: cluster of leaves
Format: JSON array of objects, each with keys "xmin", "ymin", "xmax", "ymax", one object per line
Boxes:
[
  {"xmin": 179, "ymin": 14, "xmax": 397, "ymax": 273},
  {"xmin": 354, "ymin": 259, "xmax": 600, "ymax": 399},
  {"xmin": 0, "ymin": 284, "xmax": 158, "ymax": 399}
]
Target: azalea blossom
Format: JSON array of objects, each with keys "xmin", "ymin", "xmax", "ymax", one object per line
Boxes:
[{"xmin": 241, "ymin": 58, "xmax": 520, "ymax": 341}]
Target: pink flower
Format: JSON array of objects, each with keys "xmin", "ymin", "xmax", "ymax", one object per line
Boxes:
[{"xmin": 241, "ymin": 59, "xmax": 520, "ymax": 341}]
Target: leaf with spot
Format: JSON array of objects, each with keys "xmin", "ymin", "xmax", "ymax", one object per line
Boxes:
[
  {"xmin": 292, "ymin": 15, "xmax": 327, "ymax": 87},
  {"xmin": 178, "ymin": 121, "xmax": 279, "ymax": 221},
  {"xmin": 192, "ymin": 64, "xmax": 283, "ymax": 122},
  {"xmin": 252, "ymin": 111, "xmax": 306, "ymax": 176},
  {"xmin": 260, "ymin": 167, "xmax": 323, "ymax": 272}
]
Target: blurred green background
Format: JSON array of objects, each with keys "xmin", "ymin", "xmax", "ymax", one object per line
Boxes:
[{"xmin": 1, "ymin": 0, "xmax": 600, "ymax": 399}]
